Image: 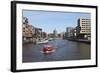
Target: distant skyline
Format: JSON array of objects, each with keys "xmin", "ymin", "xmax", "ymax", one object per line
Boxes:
[{"xmin": 23, "ymin": 10, "xmax": 91, "ymax": 33}]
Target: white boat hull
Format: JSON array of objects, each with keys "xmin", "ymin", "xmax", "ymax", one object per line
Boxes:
[{"xmin": 37, "ymin": 40, "xmax": 48, "ymax": 44}]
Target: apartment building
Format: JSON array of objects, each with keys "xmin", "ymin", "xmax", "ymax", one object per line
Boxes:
[{"xmin": 76, "ymin": 18, "xmax": 91, "ymax": 39}]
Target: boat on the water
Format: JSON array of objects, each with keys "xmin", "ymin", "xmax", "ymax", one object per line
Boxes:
[
  {"xmin": 41, "ymin": 45, "xmax": 55, "ymax": 54},
  {"xmin": 37, "ymin": 39, "xmax": 48, "ymax": 44}
]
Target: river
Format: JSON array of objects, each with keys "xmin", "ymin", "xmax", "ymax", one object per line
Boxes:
[{"xmin": 23, "ymin": 39, "xmax": 90, "ymax": 63}]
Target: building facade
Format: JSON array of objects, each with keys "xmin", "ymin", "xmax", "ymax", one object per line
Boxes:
[
  {"xmin": 66, "ymin": 27, "xmax": 74, "ymax": 38},
  {"xmin": 34, "ymin": 28, "xmax": 42, "ymax": 41},
  {"xmin": 23, "ymin": 24, "xmax": 34, "ymax": 42},
  {"xmin": 42, "ymin": 32, "xmax": 48, "ymax": 39},
  {"xmin": 76, "ymin": 18, "xmax": 91, "ymax": 40},
  {"xmin": 53, "ymin": 29, "xmax": 57, "ymax": 38},
  {"xmin": 72, "ymin": 28, "xmax": 77, "ymax": 39},
  {"xmin": 22, "ymin": 17, "xmax": 35, "ymax": 43}
]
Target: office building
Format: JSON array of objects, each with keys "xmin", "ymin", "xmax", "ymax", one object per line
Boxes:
[{"xmin": 76, "ymin": 18, "xmax": 91, "ymax": 39}]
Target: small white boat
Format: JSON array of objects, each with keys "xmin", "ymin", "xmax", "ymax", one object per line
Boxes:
[
  {"xmin": 48, "ymin": 38, "xmax": 53, "ymax": 41},
  {"xmin": 37, "ymin": 40, "xmax": 48, "ymax": 44}
]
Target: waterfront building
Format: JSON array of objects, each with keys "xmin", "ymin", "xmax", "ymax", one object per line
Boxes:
[
  {"xmin": 53, "ymin": 29, "xmax": 57, "ymax": 38},
  {"xmin": 22, "ymin": 17, "xmax": 45, "ymax": 43},
  {"xmin": 23, "ymin": 24, "xmax": 34, "ymax": 42},
  {"xmin": 66, "ymin": 27, "xmax": 74, "ymax": 38},
  {"xmin": 42, "ymin": 32, "xmax": 48, "ymax": 39},
  {"xmin": 76, "ymin": 18, "xmax": 91, "ymax": 40},
  {"xmin": 71, "ymin": 28, "xmax": 77, "ymax": 39},
  {"xmin": 58, "ymin": 32, "xmax": 65, "ymax": 39},
  {"xmin": 34, "ymin": 28, "xmax": 42, "ymax": 41},
  {"xmin": 22, "ymin": 17, "xmax": 35, "ymax": 43},
  {"xmin": 23, "ymin": 17, "xmax": 28, "ymax": 24},
  {"xmin": 48, "ymin": 33, "xmax": 54, "ymax": 39}
]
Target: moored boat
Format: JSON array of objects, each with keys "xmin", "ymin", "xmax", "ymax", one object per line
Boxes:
[{"xmin": 37, "ymin": 39, "xmax": 48, "ymax": 44}]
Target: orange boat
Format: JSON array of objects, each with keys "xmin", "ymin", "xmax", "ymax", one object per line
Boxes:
[{"xmin": 42, "ymin": 45, "xmax": 55, "ymax": 54}]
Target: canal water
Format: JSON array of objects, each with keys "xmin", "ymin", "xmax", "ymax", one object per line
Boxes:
[{"xmin": 23, "ymin": 39, "xmax": 90, "ymax": 63}]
